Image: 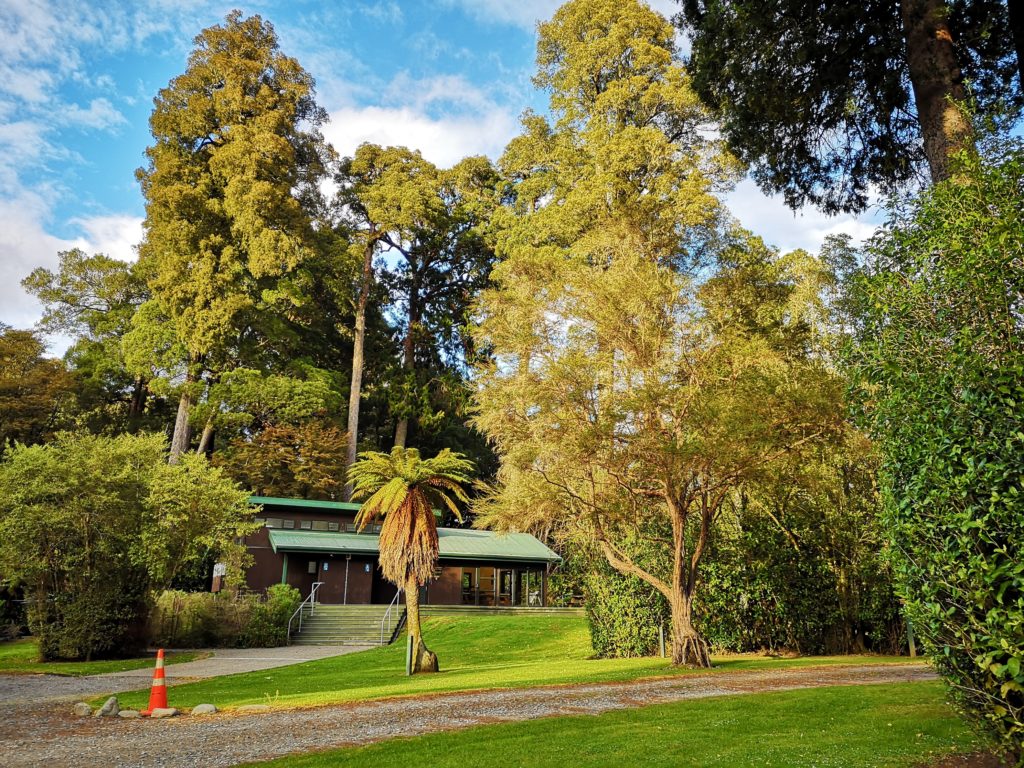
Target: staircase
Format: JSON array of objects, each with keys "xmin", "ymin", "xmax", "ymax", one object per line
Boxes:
[{"xmin": 290, "ymin": 604, "xmax": 405, "ymax": 646}]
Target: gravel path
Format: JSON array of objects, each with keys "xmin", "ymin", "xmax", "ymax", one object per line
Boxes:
[
  {"xmin": 0, "ymin": 662, "xmax": 936, "ymax": 768},
  {"xmin": 0, "ymin": 645, "xmax": 371, "ymax": 705}
]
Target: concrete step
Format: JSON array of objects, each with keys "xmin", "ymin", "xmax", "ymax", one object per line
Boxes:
[{"xmin": 291, "ymin": 604, "xmax": 404, "ymax": 646}]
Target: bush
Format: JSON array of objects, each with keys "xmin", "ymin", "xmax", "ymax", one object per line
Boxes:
[
  {"xmin": 149, "ymin": 586, "xmax": 301, "ymax": 648},
  {"xmin": 850, "ymin": 141, "xmax": 1024, "ymax": 760},
  {"xmin": 583, "ymin": 566, "xmax": 669, "ymax": 658},
  {"xmin": 0, "ymin": 432, "xmax": 254, "ymax": 660}
]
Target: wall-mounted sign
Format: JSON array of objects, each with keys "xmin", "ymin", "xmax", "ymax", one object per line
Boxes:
[{"xmin": 322, "ymin": 562, "xmax": 329, "ymax": 572}]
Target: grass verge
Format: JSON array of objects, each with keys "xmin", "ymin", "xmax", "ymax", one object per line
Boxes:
[
  {"xmin": 0, "ymin": 638, "xmax": 202, "ymax": 676},
  {"xmin": 112, "ymin": 614, "xmax": 916, "ymax": 711},
  {"xmin": 241, "ymin": 681, "xmax": 978, "ymax": 768}
]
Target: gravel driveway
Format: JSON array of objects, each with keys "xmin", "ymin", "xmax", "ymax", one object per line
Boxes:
[
  {"xmin": 0, "ymin": 662, "xmax": 936, "ymax": 768},
  {"xmin": 0, "ymin": 645, "xmax": 371, "ymax": 706}
]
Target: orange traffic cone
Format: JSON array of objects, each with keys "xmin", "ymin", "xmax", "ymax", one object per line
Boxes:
[{"xmin": 140, "ymin": 648, "xmax": 168, "ymax": 716}]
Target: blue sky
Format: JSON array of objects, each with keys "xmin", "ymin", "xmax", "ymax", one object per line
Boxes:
[{"xmin": 0, "ymin": 0, "xmax": 878, "ymax": 346}]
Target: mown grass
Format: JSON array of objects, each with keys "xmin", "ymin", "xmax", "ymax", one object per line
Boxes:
[
  {"xmin": 112, "ymin": 614, "xmax": 916, "ymax": 711},
  {"xmin": 242, "ymin": 682, "xmax": 978, "ymax": 768},
  {"xmin": 0, "ymin": 637, "xmax": 201, "ymax": 676}
]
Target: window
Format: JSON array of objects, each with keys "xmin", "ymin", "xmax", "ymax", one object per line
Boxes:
[
  {"xmin": 263, "ymin": 517, "xmax": 283, "ymax": 529},
  {"xmin": 282, "ymin": 519, "xmax": 295, "ymax": 529},
  {"xmin": 311, "ymin": 520, "xmax": 329, "ymax": 531},
  {"xmin": 300, "ymin": 520, "xmax": 311, "ymax": 530},
  {"xmin": 328, "ymin": 522, "xmax": 340, "ymax": 532}
]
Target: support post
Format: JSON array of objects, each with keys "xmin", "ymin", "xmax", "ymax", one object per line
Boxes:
[
  {"xmin": 907, "ymin": 617, "xmax": 918, "ymax": 658},
  {"xmin": 541, "ymin": 568, "xmax": 548, "ymax": 607},
  {"xmin": 406, "ymin": 633, "xmax": 413, "ymax": 676},
  {"xmin": 659, "ymin": 624, "xmax": 666, "ymax": 658},
  {"xmin": 344, "ymin": 555, "xmax": 350, "ymax": 605},
  {"xmin": 281, "ymin": 553, "xmax": 288, "ymax": 585}
]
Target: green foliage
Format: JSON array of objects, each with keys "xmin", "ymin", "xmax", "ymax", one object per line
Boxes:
[
  {"xmin": 0, "ymin": 326, "xmax": 74, "ymax": 455},
  {"xmin": 677, "ymin": 0, "xmax": 1021, "ymax": 212},
  {"xmin": 149, "ymin": 585, "xmax": 301, "ymax": 648},
  {"xmin": 849, "ymin": 140, "xmax": 1024, "ymax": 760},
  {"xmin": 136, "ymin": 11, "xmax": 330, "ymax": 362},
  {"xmin": 349, "ymin": 447, "xmax": 473, "ymax": 586},
  {"xmin": 583, "ymin": 566, "xmax": 669, "ymax": 658},
  {"xmin": 214, "ymin": 421, "xmax": 348, "ymax": 499},
  {"xmin": 337, "ymin": 143, "xmax": 500, "ymax": 448},
  {"xmin": 239, "ymin": 584, "xmax": 303, "ymax": 647},
  {"xmin": 0, "ymin": 432, "xmax": 253, "ymax": 660}
]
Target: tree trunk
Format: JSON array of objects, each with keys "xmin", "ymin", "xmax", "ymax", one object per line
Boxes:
[
  {"xmin": 196, "ymin": 418, "xmax": 215, "ymax": 456},
  {"xmin": 168, "ymin": 378, "xmax": 194, "ymax": 464},
  {"xmin": 900, "ymin": 0, "xmax": 974, "ymax": 183},
  {"xmin": 404, "ymin": 572, "xmax": 438, "ymax": 673},
  {"xmin": 128, "ymin": 375, "xmax": 147, "ymax": 418},
  {"xmin": 393, "ymin": 272, "xmax": 420, "ymax": 450},
  {"xmin": 670, "ymin": 593, "xmax": 711, "ymax": 667},
  {"xmin": 344, "ymin": 232, "xmax": 376, "ymax": 501},
  {"xmin": 1009, "ymin": 0, "xmax": 1024, "ymax": 91}
]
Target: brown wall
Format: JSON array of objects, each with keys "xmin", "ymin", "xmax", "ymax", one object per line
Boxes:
[{"xmin": 426, "ymin": 567, "xmax": 463, "ymax": 605}]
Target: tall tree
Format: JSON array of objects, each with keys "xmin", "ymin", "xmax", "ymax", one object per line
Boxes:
[
  {"xmin": 348, "ymin": 447, "xmax": 473, "ymax": 674},
  {"xmin": 676, "ymin": 0, "xmax": 1022, "ymax": 212},
  {"xmin": 135, "ymin": 11, "xmax": 330, "ymax": 462},
  {"xmin": 336, "ymin": 144, "xmax": 498, "ymax": 457},
  {"xmin": 23, "ymin": 249, "xmax": 150, "ymax": 421},
  {"xmin": 473, "ymin": 0, "xmax": 841, "ymax": 666}
]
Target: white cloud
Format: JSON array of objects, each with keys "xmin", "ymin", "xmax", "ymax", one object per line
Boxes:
[
  {"xmin": 0, "ymin": 195, "xmax": 141, "ymax": 351},
  {"xmin": 359, "ymin": 2, "xmax": 403, "ymax": 24},
  {"xmin": 725, "ymin": 178, "xmax": 881, "ymax": 254},
  {"xmin": 325, "ymin": 105, "xmax": 518, "ymax": 167},
  {"xmin": 62, "ymin": 97, "xmax": 128, "ymax": 131},
  {"xmin": 324, "ymin": 73, "xmax": 520, "ymax": 166},
  {"xmin": 0, "ymin": 190, "xmax": 77, "ymax": 333},
  {"xmin": 69, "ymin": 214, "xmax": 142, "ymax": 262}
]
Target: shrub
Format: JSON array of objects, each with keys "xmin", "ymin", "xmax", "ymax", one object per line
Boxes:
[
  {"xmin": 849, "ymin": 141, "xmax": 1024, "ymax": 760},
  {"xmin": 149, "ymin": 586, "xmax": 301, "ymax": 648},
  {"xmin": 0, "ymin": 432, "xmax": 254, "ymax": 660}
]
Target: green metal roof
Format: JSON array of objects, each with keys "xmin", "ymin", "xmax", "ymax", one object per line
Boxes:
[
  {"xmin": 249, "ymin": 495, "xmax": 363, "ymax": 512},
  {"xmin": 267, "ymin": 527, "xmax": 561, "ymax": 564}
]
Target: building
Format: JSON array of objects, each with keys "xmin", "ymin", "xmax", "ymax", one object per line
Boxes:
[{"xmin": 244, "ymin": 496, "xmax": 561, "ymax": 606}]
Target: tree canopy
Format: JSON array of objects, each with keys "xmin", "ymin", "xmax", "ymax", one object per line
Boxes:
[
  {"xmin": 676, "ymin": 0, "xmax": 1023, "ymax": 212},
  {"xmin": 134, "ymin": 11, "xmax": 333, "ymax": 459}
]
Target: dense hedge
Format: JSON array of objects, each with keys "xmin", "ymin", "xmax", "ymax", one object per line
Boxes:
[
  {"xmin": 149, "ymin": 585, "xmax": 302, "ymax": 648},
  {"xmin": 850, "ymin": 143, "xmax": 1024, "ymax": 761}
]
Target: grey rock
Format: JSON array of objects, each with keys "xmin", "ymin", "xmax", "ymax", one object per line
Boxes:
[
  {"xmin": 190, "ymin": 703, "xmax": 217, "ymax": 715},
  {"xmin": 149, "ymin": 707, "xmax": 179, "ymax": 718},
  {"xmin": 117, "ymin": 710, "xmax": 141, "ymax": 719},
  {"xmin": 237, "ymin": 704, "xmax": 271, "ymax": 713},
  {"xmin": 72, "ymin": 702, "xmax": 92, "ymax": 717},
  {"xmin": 94, "ymin": 696, "xmax": 119, "ymax": 717}
]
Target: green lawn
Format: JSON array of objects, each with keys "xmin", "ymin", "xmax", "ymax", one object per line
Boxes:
[
  {"xmin": 112, "ymin": 614, "xmax": 916, "ymax": 711},
  {"xmin": 0, "ymin": 638, "xmax": 202, "ymax": 676},
  {"xmin": 243, "ymin": 682, "xmax": 979, "ymax": 768}
]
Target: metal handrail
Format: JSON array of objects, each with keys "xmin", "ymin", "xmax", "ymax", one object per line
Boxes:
[
  {"xmin": 380, "ymin": 588, "xmax": 404, "ymax": 644},
  {"xmin": 287, "ymin": 581, "xmax": 324, "ymax": 643}
]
